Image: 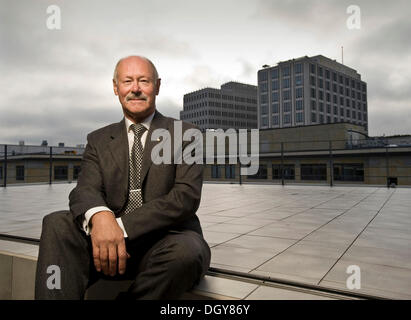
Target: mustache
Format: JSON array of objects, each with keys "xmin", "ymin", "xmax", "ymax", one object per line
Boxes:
[{"xmin": 126, "ymin": 93, "xmax": 147, "ymax": 101}]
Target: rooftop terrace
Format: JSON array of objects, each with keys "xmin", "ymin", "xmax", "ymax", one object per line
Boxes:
[{"xmin": 1, "ymin": 183, "xmax": 411, "ymax": 299}]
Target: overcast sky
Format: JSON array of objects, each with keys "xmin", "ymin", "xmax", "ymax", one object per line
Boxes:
[{"xmin": 1, "ymin": 0, "xmax": 410, "ymax": 146}]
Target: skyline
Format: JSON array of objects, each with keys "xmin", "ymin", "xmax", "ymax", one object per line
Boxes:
[{"xmin": 1, "ymin": 0, "xmax": 411, "ymax": 146}]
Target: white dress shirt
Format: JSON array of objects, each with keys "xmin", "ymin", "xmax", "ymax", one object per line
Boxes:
[{"xmin": 82, "ymin": 112, "xmax": 155, "ymax": 237}]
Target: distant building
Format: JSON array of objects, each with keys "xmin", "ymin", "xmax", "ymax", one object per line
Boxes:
[
  {"xmin": 180, "ymin": 81, "xmax": 258, "ymax": 131},
  {"xmin": 257, "ymin": 55, "xmax": 368, "ymax": 132}
]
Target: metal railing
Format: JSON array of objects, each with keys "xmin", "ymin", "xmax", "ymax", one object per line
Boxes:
[{"xmin": 1, "ymin": 138, "xmax": 411, "ymax": 187}]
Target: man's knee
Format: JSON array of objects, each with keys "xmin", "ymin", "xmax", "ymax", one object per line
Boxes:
[
  {"xmin": 154, "ymin": 232, "xmax": 210, "ymax": 276},
  {"xmin": 41, "ymin": 210, "xmax": 75, "ymax": 238}
]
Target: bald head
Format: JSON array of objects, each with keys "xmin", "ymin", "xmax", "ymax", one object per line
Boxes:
[{"xmin": 113, "ymin": 55, "xmax": 159, "ymax": 84}]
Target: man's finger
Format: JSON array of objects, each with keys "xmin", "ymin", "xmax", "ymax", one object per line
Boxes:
[
  {"xmin": 108, "ymin": 244, "xmax": 118, "ymax": 277},
  {"xmin": 117, "ymin": 242, "xmax": 128, "ymax": 275},
  {"xmin": 92, "ymin": 245, "xmax": 101, "ymax": 272},
  {"xmin": 100, "ymin": 246, "xmax": 109, "ymax": 275}
]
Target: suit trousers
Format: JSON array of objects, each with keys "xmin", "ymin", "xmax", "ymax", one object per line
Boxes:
[{"xmin": 35, "ymin": 210, "xmax": 211, "ymax": 300}]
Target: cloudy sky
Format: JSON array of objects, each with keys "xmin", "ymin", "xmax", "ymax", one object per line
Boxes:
[{"xmin": 1, "ymin": 0, "xmax": 410, "ymax": 146}]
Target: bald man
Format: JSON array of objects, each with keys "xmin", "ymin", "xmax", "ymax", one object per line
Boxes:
[{"xmin": 35, "ymin": 56, "xmax": 211, "ymax": 299}]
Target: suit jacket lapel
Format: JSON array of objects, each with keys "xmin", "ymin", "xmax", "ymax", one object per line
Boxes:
[
  {"xmin": 108, "ymin": 118, "xmax": 129, "ymax": 189},
  {"xmin": 140, "ymin": 110, "xmax": 170, "ymax": 184}
]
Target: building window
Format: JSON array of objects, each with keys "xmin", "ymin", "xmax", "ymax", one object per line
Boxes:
[
  {"xmin": 311, "ymin": 112, "xmax": 317, "ymax": 122},
  {"xmin": 295, "ymin": 63, "xmax": 303, "ymax": 74},
  {"xmin": 272, "ymin": 164, "xmax": 295, "ymax": 180},
  {"xmin": 319, "ymin": 102, "xmax": 324, "ymax": 112},
  {"xmin": 260, "ymin": 83, "xmax": 268, "ymax": 92},
  {"xmin": 261, "ymin": 105, "xmax": 268, "ymax": 115},
  {"xmin": 283, "ymin": 113, "xmax": 291, "ymax": 124},
  {"xmin": 73, "ymin": 166, "xmax": 81, "ymax": 180},
  {"xmin": 310, "ymin": 64, "xmax": 316, "ymax": 74},
  {"xmin": 283, "ymin": 101, "xmax": 291, "ymax": 112},
  {"xmin": 16, "ymin": 166, "xmax": 24, "ymax": 181},
  {"xmin": 296, "ymin": 112, "xmax": 304, "ymax": 122},
  {"xmin": 319, "ymin": 114, "xmax": 324, "ymax": 123},
  {"xmin": 334, "ymin": 163, "xmax": 364, "ymax": 181},
  {"xmin": 248, "ymin": 164, "xmax": 267, "ymax": 179},
  {"xmin": 296, "ymin": 100, "xmax": 304, "ymax": 111},
  {"xmin": 225, "ymin": 165, "xmax": 236, "ymax": 179},
  {"xmin": 283, "ymin": 78, "xmax": 290, "ymax": 88},
  {"xmin": 271, "ymin": 68, "xmax": 279, "ymax": 79},
  {"xmin": 211, "ymin": 165, "xmax": 222, "ymax": 178},
  {"xmin": 310, "ymin": 76, "xmax": 316, "ymax": 86},
  {"xmin": 272, "ymin": 115, "xmax": 279, "ymax": 125},
  {"xmin": 296, "ymin": 87, "xmax": 303, "ymax": 98},
  {"xmin": 301, "ymin": 164, "xmax": 327, "ymax": 180},
  {"xmin": 282, "ymin": 65, "xmax": 290, "ymax": 77},
  {"xmin": 311, "ymin": 88, "xmax": 316, "ymax": 98},
  {"xmin": 295, "ymin": 75, "xmax": 303, "ymax": 86},
  {"xmin": 272, "ymin": 80, "xmax": 279, "ymax": 90},
  {"xmin": 272, "ymin": 92, "xmax": 279, "ymax": 102},
  {"xmin": 318, "ymin": 79, "xmax": 323, "ymax": 89},
  {"xmin": 261, "ymin": 117, "xmax": 268, "ymax": 127},
  {"xmin": 260, "ymin": 94, "xmax": 268, "ymax": 104},
  {"xmin": 272, "ymin": 103, "xmax": 279, "ymax": 113},
  {"xmin": 318, "ymin": 66, "xmax": 323, "ymax": 77},
  {"xmin": 258, "ymin": 71, "xmax": 268, "ymax": 82},
  {"xmin": 0, "ymin": 166, "xmax": 2, "ymax": 180},
  {"xmin": 311, "ymin": 100, "xmax": 316, "ymax": 111},
  {"xmin": 54, "ymin": 166, "xmax": 68, "ymax": 180},
  {"xmin": 283, "ymin": 90, "xmax": 290, "ymax": 101}
]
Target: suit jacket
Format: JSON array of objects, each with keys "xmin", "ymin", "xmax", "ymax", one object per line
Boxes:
[{"xmin": 69, "ymin": 111, "xmax": 204, "ymax": 242}]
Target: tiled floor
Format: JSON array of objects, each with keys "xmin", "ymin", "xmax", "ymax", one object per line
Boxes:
[{"xmin": 1, "ymin": 182, "xmax": 411, "ymax": 299}]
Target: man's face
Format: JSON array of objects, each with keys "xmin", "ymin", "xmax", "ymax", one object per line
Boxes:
[{"xmin": 113, "ymin": 57, "xmax": 161, "ymax": 122}]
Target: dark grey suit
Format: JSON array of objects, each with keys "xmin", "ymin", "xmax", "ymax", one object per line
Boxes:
[{"xmin": 35, "ymin": 111, "xmax": 211, "ymax": 299}]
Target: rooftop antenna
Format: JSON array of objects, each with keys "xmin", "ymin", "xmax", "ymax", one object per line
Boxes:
[{"xmin": 341, "ymin": 46, "xmax": 344, "ymax": 64}]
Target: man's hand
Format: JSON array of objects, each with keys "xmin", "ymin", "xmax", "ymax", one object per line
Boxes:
[{"xmin": 90, "ymin": 211, "xmax": 129, "ymax": 276}]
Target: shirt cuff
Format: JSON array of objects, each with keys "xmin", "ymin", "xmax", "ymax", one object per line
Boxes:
[{"xmin": 82, "ymin": 207, "xmax": 128, "ymax": 238}]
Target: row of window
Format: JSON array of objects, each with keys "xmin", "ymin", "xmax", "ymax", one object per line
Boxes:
[
  {"xmin": 184, "ymin": 93, "xmax": 257, "ymax": 104},
  {"xmin": 310, "ymin": 86, "xmax": 367, "ymax": 102},
  {"xmin": 185, "ymin": 102, "xmax": 257, "ymax": 111},
  {"xmin": 210, "ymin": 163, "xmax": 364, "ymax": 181},
  {"xmin": 1, "ymin": 165, "xmax": 81, "ymax": 181},
  {"xmin": 195, "ymin": 119, "xmax": 253, "ymax": 127},
  {"xmin": 259, "ymin": 63, "xmax": 366, "ymax": 92},
  {"xmin": 261, "ymin": 113, "xmax": 367, "ymax": 127},
  {"xmin": 182, "ymin": 110, "xmax": 257, "ymax": 120}
]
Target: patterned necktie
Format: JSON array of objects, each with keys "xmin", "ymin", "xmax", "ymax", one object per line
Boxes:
[{"xmin": 124, "ymin": 123, "xmax": 146, "ymax": 215}]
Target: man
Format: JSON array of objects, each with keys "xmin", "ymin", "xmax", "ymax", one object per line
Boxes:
[{"xmin": 35, "ymin": 56, "xmax": 211, "ymax": 299}]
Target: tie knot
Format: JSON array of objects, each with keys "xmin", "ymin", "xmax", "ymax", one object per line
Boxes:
[{"xmin": 131, "ymin": 123, "xmax": 146, "ymax": 138}]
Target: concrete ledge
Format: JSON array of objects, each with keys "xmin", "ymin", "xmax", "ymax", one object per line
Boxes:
[
  {"xmin": 0, "ymin": 250, "xmax": 226, "ymax": 300},
  {"xmin": 0, "ymin": 251, "xmax": 37, "ymax": 300}
]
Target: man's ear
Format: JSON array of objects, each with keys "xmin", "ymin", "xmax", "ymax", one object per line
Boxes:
[
  {"xmin": 156, "ymin": 78, "xmax": 161, "ymax": 95},
  {"xmin": 113, "ymin": 79, "xmax": 119, "ymax": 96}
]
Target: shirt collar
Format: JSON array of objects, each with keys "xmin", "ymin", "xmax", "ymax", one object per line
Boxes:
[{"xmin": 125, "ymin": 111, "xmax": 155, "ymax": 133}]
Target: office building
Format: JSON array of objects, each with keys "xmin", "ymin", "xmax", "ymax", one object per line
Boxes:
[
  {"xmin": 180, "ymin": 81, "xmax": 258, "ymax": 131},
  {"xmin": 258, "ymin": 55, "xmax": 368, "ymax": 132}
]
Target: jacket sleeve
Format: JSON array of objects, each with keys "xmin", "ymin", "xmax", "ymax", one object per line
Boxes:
[
  {"xmin": 69, "ymin": 133, "xmax": 108, "ymax": 225},
  {"xmin": 120, "ymin": 140, "xmax": 204, "ymax": 241}
]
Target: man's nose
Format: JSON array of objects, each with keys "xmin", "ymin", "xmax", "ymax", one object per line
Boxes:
[{"xmin": 131, "ymin": 80, "xmax": 141, "ymax": 92}]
